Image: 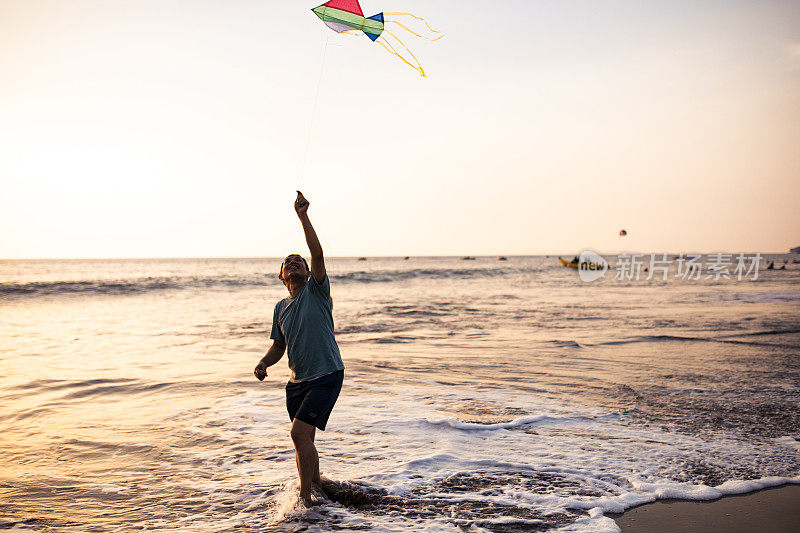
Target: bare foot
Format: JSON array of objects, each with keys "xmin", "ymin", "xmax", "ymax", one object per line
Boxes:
[
  {"xmin": 318, "ymin": 475, "xmax": 337, "ymax": 496},
  {"xmin": 297, "ymin": 493, "xmax": 315, "ymax": 508}
]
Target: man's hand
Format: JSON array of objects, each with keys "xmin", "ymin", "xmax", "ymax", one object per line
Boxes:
[
  {"xmin": 293, "ymin": 190, "xmax": 325, "ymax": 283},
  {"xmin": 255, "ymin": 340, "xmax": 285, "ymax": 381},
  {"xmin": 295, "ymin": 191, "xmax": 309, "ymax": 217},
  {"xmin": 254, "ymin": 361, "xmax": 267, "ymax": 381}
]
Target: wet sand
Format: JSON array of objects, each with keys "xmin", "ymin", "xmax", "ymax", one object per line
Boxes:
[{"xmin": 612, "ymin": 484, "xmax": 800, "ymax": 533}]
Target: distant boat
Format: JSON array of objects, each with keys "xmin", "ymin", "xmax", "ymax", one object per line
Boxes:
[
  {"xmin": 558, "ymin": 257, "xmax": 605, "ymax": 270},
  {"xmin": 403, "ymin": 256, "xmax": 410, "ymax": 260},
  {"xmin": 357, "ymin": 257, "xmax": 367, "ymax": 261},
  {"xmin": 558, "ymin": 257, "xmax": 579, "ymax": 268},
  {"xmin": 497, "ymin": 256, "xmax": 507, "ymax": 261},
  {"xmin": 462, "ymin": 256, "xmax": 476, "ymax": 260}
]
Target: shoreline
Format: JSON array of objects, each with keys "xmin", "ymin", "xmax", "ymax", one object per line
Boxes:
[{"xmin": 610, "ymin": 483, "xmax": 800, "ymax": 532}]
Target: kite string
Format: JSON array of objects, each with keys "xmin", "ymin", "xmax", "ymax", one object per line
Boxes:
[{"xmin": 299, "ymin": 33, "xmax": 332, "ymax": 186}]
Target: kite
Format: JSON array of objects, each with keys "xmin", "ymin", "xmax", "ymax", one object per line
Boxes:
[
  {"xmin": 619, "ymin": 229, "xmax": 628, "ymax": 237},
  {"xmin": 311, "ymin": 0, "xmax": 442, "ymax": 77}
]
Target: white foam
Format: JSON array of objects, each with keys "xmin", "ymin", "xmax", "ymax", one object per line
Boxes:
[
  {"xmin": 188, "ymin": 376, "xmax": 800, "ymax": 533},
  {"xmin": 631, "ymin": 479, "xmax": 722, "ymax": 499},
  {"xmin": 453, "ymin": 517, "xmax": 546, "ymax": 530},
  {"xmin": 267, "ymin": 479, "xmax": 309, "ymax": 524},
  {"xmin": 562, "ymin": 512, "xmax": 622, "ymax": 533},
  {"xmin": 775, "ymin": 435, "xmax": 800, "ymax": 450},
  {"xmin": 424, "ymin": 414, "xmax": 553, "ymax": 431},
  {"xmin": 716, "ymin": 476, "xmax": 800, "ymax": 495}
]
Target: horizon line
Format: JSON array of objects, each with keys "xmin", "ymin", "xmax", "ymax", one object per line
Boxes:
[{"xmin": 0, "ymin": 251, "xmax": 795, "ymax": 261}]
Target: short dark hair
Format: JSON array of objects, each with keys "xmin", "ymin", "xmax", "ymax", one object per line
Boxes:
[{"xmin": 278, "ymin": 254, "xmax": 309, "ymax": 279}]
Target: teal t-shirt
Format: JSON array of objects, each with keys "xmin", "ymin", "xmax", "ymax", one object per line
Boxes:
[{"xmin": 270, "ymin": 273, "xmax": 345, "ymax": 382}]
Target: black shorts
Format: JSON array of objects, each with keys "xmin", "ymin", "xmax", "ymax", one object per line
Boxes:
[{"xmin": 285, "ymin": 370, "xmax": 344, "ymax": 431}]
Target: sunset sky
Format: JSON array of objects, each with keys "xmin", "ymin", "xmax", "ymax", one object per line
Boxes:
[{"xmin": 1, "ymin": 0, "xmax": 798, "ymax": 258}]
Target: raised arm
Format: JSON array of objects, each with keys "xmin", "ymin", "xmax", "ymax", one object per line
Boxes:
[{"xmin": 294, "ymin": 191, "xmax": 326, "ymax": 284}]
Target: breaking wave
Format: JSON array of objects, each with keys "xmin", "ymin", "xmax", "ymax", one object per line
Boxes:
[{"xmin": 0, "ymin": 266, "xmax": 542, "ymax": 298}]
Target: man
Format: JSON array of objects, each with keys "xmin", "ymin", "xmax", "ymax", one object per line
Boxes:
[{"xmin": 254, "ymin": 191, "xmax": 345, "ymax": 507}]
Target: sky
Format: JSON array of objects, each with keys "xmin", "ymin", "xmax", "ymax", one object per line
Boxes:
[{"xmin": 1, "ymin": 0, "xmax": 799, "ymax": 258}]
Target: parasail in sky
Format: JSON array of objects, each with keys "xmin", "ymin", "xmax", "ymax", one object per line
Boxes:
[
  {"xmin": 311, "ymin": 0, "xmax": 442, "ymax": 77},
  {"xmin": 619, "ymin": 229, "xmax": 628, "ymax": 237}
]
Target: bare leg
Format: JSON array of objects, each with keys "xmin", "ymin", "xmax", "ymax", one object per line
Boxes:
[
  {"xmin": 297, "ymin": 426, "xmax": 322, "ymax": 488},
  {"xmin": 313, "ymin": 457, "xmax": 321, "ymax": 487},
  {"xmin": 291, "ymin": 419, "xmax": 318, "ymax": 506},
  {"xmin": 294, "ymin": 425, "xmax": 315, "ymax": 480},
  {"xmin": 311, "ymin": 426, "xmax": 321, "ymax": 487}
]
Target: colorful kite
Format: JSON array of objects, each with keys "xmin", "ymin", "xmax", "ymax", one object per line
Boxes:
[
  {"xmin": 311, "ymin": 0, "xmax": 442, "ymax": 77},
  {"xmin": 619, "ymin": 229, "xmax": 628, "ymax": 237}
]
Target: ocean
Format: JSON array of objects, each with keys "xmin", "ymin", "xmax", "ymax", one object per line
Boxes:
[{"xmin": 1, "ymin": 255, "xmax": 799, "ymax": 532}]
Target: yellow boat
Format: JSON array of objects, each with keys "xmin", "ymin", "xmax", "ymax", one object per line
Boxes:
[
  {"xmin": 559, "ymin": 256, "xmax": 608, "ymax": 270},
  {"xmin": 558, "ymin": 257, "xmax": 579, "ymax": 268}
]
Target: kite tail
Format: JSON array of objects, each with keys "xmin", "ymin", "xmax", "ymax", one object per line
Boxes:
[
  {"xmin": 376, "ymin": 30, "xmax": 426, "ymax": 77},
  {"xmin": 383, "ymin": 12, "xmax": 444, "ymax": 42}
]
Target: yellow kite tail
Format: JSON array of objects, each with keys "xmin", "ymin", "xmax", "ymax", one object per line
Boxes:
[
  {"xmin": 387, "ymin": 20, "xmax": 445, "ymax": 42},
  {"xmin": 376, "ymin": 30, "xmax": 426, "ymax": 77},
  {"xmin": 384, "ymin": 12, "xmax": 444, "ymax": 40}
]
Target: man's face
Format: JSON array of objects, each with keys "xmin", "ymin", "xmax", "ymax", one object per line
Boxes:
[{"xmin": 281, "ymin": 254, "xmax": 308, "ymax": 284}]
